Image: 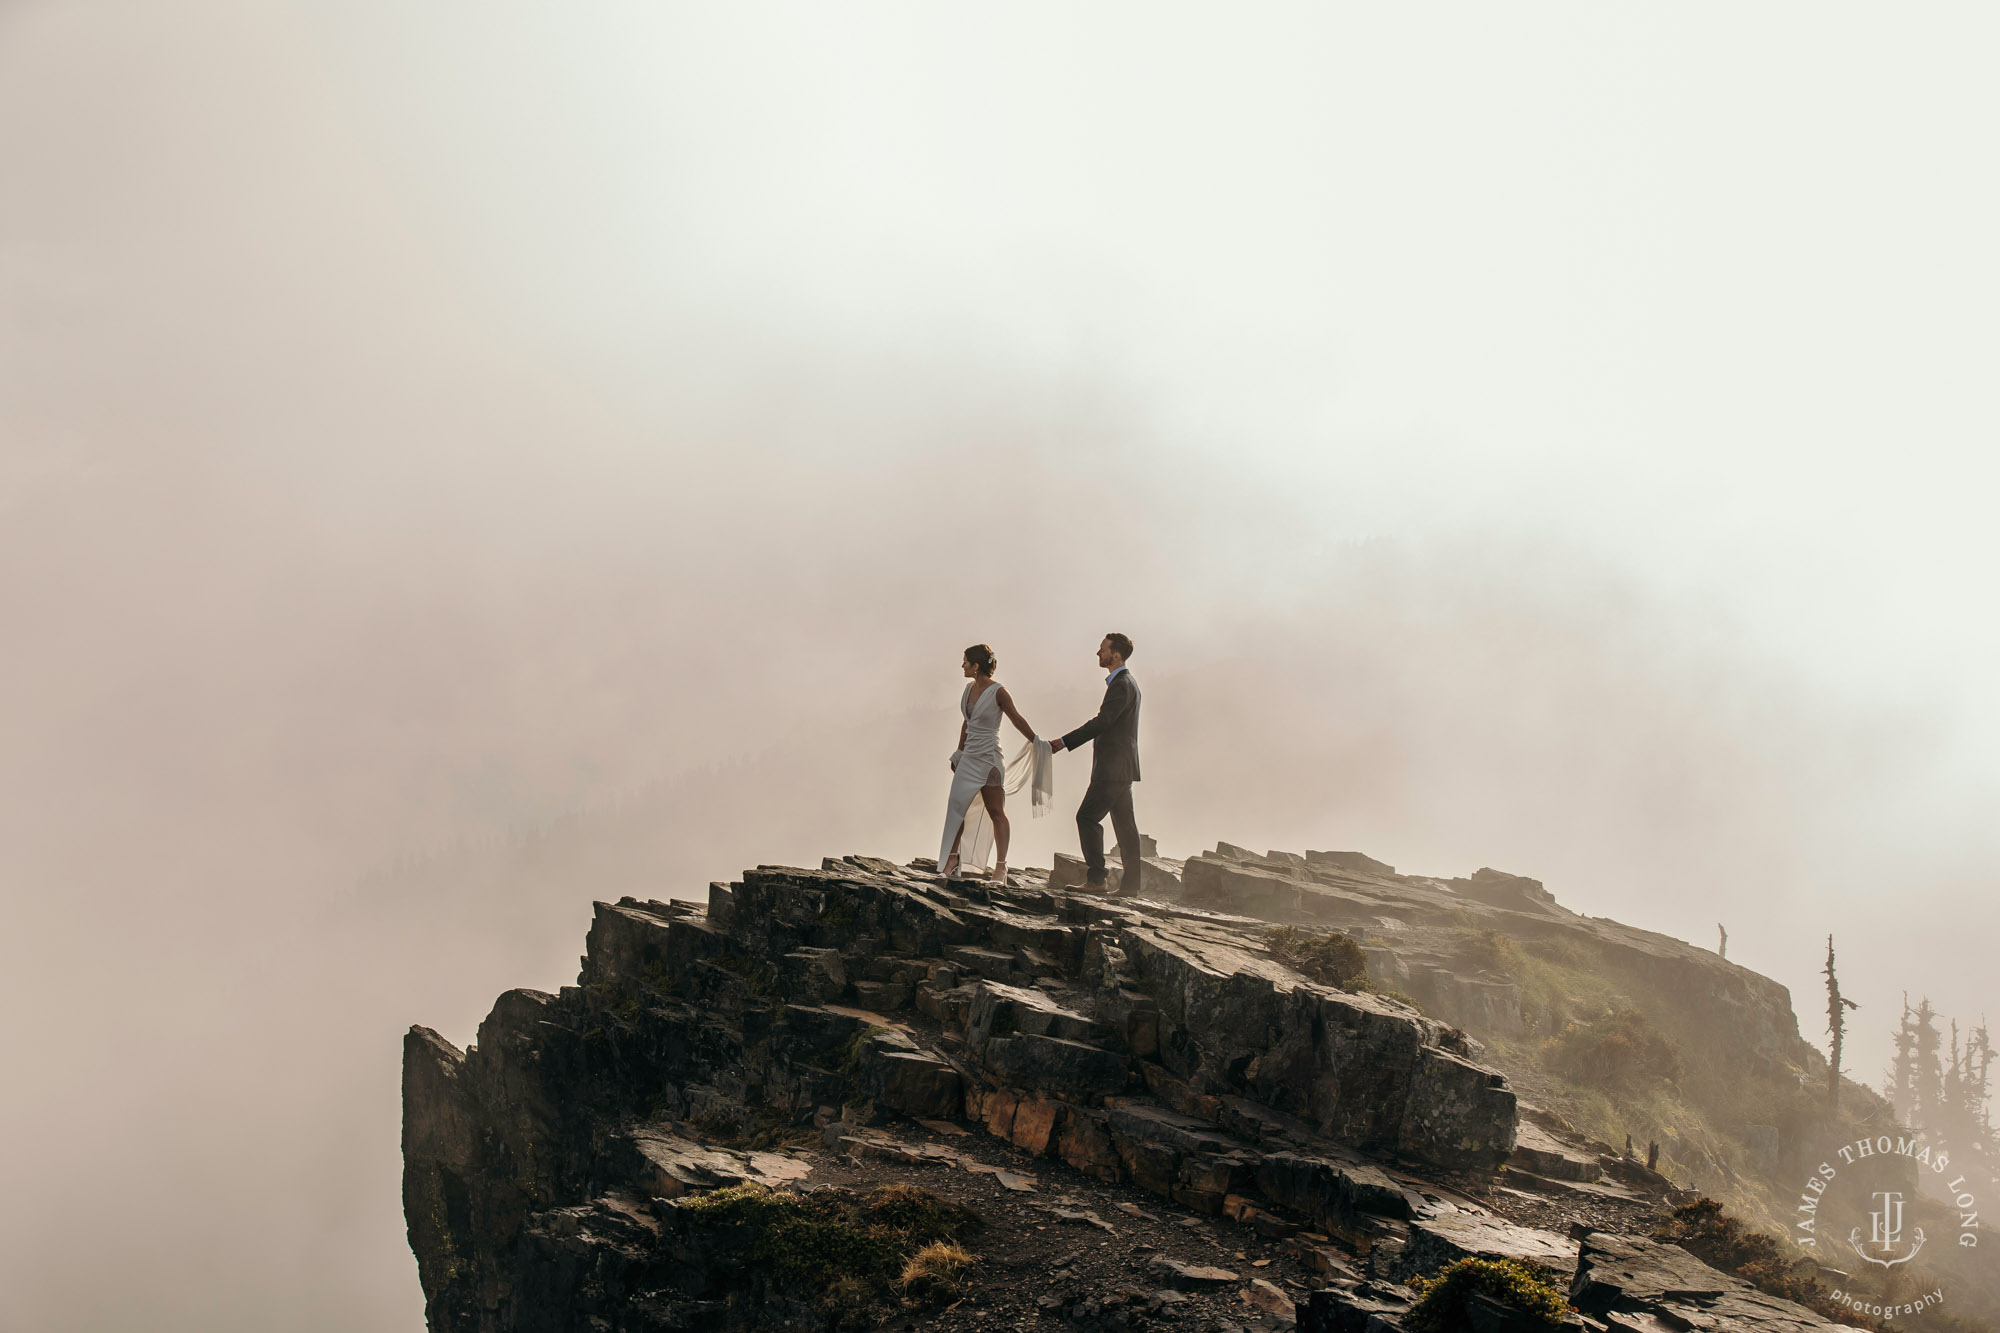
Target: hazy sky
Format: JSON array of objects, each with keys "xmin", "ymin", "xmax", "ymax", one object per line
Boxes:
[{"xmin": 3, "ymin": 4, "xmax": 1996, "ymax": 1330}]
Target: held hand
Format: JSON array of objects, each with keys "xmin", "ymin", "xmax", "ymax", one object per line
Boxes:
[{"xmin": 1049, "ymin": 738, "xmax": 1064, "ymax": 753}]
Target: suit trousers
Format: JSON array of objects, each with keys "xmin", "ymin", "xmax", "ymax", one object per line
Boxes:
[{"xmin": 1077, "ymin": 779, "xmax": 1142, "ymax": 889}]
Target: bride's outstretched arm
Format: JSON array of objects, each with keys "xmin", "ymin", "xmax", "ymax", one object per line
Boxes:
[{"xmin": 997, "ymin": 687, "xmax": 1036, "ymax": 740}]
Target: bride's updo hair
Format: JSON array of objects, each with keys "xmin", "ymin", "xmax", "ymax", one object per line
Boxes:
[{"xmin": 963, "ymin": 644, "xmax": 997, "ymax": 676}]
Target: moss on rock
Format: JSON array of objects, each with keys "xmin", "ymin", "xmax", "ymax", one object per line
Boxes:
[
  {"xmin": 1407, "ymin": 1256, "xmax": 1571, "ymax": 1332},
  {"xmin": 677, "ymin": 1182, "xmax": 980, "ymax": 1321}
]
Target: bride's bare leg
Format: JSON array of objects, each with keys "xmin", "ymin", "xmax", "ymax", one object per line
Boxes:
[
  {"xmin": 979, "ymin": 785, "xmax": 1009, "ymax": 881},
  {"xmin": 943, "ymin": 821, "xmax": 964, "ymax": 877}
]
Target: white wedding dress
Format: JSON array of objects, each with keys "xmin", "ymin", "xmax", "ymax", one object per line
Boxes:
[{"xmin": 939, "ymin": 681, "xmax": 1053, "ymax": 874}]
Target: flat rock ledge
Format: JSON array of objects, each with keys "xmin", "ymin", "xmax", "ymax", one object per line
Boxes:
[
  {"xmin": 1299, "ymin": 1227, "xmax": 1845, "ymax": 1332},
  {"xmin": 403, "ymin": 854, "xmax": 1528, "ymax": 1331}
]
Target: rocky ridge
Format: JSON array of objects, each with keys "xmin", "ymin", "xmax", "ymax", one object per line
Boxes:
[
  {"xmin": 403, "ymin": 847, "xmax": 1844, "ymax": 1332},
  {"xmin": 1177, "ymin": 844, "xmax": 1805, "ymax": 1069}
]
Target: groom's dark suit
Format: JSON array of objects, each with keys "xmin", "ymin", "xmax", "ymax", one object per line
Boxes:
[{"xmin": 1060, "ymin": 667, "xmax": 1142, "ymax": 890}]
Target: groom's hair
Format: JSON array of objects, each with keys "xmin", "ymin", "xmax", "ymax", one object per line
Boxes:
[{"xmin": 1105, "ymin": 632, "xmax": 1133, "ymax": 661}]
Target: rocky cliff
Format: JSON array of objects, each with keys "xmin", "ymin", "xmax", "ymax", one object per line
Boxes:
[{"xmin": 402, "ymin": 848, "xmax": 1883, "ymax": 1332}]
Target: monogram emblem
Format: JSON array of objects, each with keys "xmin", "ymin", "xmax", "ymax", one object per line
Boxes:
[{"xmin": 1849, "ymin": 1190, "xmax": 1927, "ymax": 1269}]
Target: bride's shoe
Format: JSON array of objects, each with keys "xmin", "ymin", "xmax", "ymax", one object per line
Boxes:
[
  {"xmin": 941, "ymin": 854, "xmax": 962, "ymax": 880},
  {"xmin": 987, "ymin": 861, "xmax": 1008, "ymax": 885}
]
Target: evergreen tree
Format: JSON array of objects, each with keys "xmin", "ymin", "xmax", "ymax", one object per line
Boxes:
[
  {"xmin": 1914, "ymin": 998, "xmax": 1943, "ymax": 1131},
  {"xmin": 1886, "ymin": 998, "xmax": 1996, "ymax": 1170},
  {"xmin": 1885, "ymin": 993, "xmax": 1919, "ymax": 1124},
  {"xmin": 1939, "ymin": 1019, "xmax": 1974, "ymax": 1155},
  {"xmin": 1946, "ymin": 1020, "xmax": 1961, "ymax": 1113},
  {"xmin": 1973, "ymin": 1020, "xmax": 1996, "ymax": 1148}
]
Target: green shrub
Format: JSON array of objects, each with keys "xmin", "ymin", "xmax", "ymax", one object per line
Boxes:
[
  {"xmin": 1543, "ymin": 1007, "xmax": 1682, "ymax": 1089},
  {"xmin": 1265, "ymin": 925, "xmax": 1371, "ymax": 991},
  {"xmin": 1456, "ymin": 929, "xmax": 1520, "ymax": 972},
  {"xmin": 1524, "ymin": 935, "xmax": 1592, "ymax": 969},
  {"xmin": 1406, "ymin": 1257, "xmax": 1569, "ymax": 1332},
  {"xmin": 679, "ymin": 1182, "xmax": 980, "ymax": 1317},
  {"xmin": 864, "ymin": 1182, "xmax": 972, "ymax": 1241},
  {"xmin": 1653, "ymin": 1198, "xmax": 1868, "ymax": 1325},
  {"xmin": 585, "ymin": 982, "xmax": 641, "ymax": 1021}
]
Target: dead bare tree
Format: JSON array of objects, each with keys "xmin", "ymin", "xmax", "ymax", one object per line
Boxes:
[{"xmin": 1825, "ymin": 935, "xmax": 1859, "ymax": 1111}]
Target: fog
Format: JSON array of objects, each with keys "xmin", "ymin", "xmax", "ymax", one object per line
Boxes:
[{"xmin": 3, "ymin": 3, "xmax": 1996, "ymax": 1329}]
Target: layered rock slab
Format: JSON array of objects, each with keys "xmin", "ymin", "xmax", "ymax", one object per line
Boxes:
[
  {"xmin": 1117, "ymin": 917, "xmax": 1515, "ymax": 1170},
  {"xmin": 1569, "ymin": 1231, "xmax": 1842, "ymax": 1331}
]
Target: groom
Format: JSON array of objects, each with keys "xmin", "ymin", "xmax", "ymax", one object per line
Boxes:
[{"xmin": 1049, "ymin": 633, "xmax": 1143, "ymax": 894}]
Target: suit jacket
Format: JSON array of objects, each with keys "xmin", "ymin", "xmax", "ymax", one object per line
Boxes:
[{"xmin": 1062, "ymin": 670, "xmax": 1141, "ymax": 784}]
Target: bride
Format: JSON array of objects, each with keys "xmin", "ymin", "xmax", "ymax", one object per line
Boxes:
[{"xmin": 939, "ymin": 644, "xmax": 1052, "ymax": 882}]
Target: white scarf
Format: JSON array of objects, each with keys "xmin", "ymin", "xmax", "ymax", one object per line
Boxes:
[{"xmin": 957, "ymin": 737, "xmax": 1054, "ymax": 871}]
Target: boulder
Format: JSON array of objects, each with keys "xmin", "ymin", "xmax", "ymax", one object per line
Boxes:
[
  {"xmin": 983, "ymin": 1033, "xmax": 1129, "ymax": 1095},
  {"xmin": 850, "ymin": 979, "xmax": 908, "ymax": 1011},
  {"xmin": 1297, "ymin": 1283, "xmax": 1416, "ymax": 1333},
  {"xmin": 1254, "ymin": 1152, "xmax": 1417, "ymax": 1226},
  {"xmin": 1402, "ymin": 963, "xmax": 1525, "ymax": 1037},
  {"xmin": 1395, "ymin": 1047, "xmax": 1517, "ymax": 1170},
  {"xmin": 965, "ymin": 979, "xmax": 1113, "ymax": 1048},
  {"xmin": 948, "ymin": 945, "xmax": 1021, "ymax": 982},
  {"xmin": 1106, "ymin": 1100, "xmax": 1249, "ymax": 1158},
  {"xmin": 1397, "ymin": 1214, "xmax": 1579, "ymax": 1280},
  {"xmin": 1447, "ymin": 868, "xmax": 1563, "ymax": 916},
  {"xmin": 1116, "ymin": 918, "xmax": 1517, "ymax": 1171},
  {"xmin": 1181, "ymin": 854, "xmax": 1351, "ymax": 924},
  {"xmin": 1306, "ymin": 849, "xmax": 1398, "ymax": 878},
  {"xmin": 776, "ymin": 948, "xmax": 848, "ymax": 1003},
  {"xmin": 618, "ymin": 1129, "xmax": 811, "ymax": 1198},
  {"xmin": 1508, "ymin": 1120, "xmax": 1602, "ymax": 1183},
  {"xmin": 1050, "ymin": 850, "xmax": 1184, "ymax": 898},
  {"xmin": 1148, "ymin": 1256, "xmax": 1241, "ymax": 1289},
  {"xmin": 1570, "ymin": 1232, "xmax": 1842, "ymax": 1331},
  {"xmin": 865, "ymin": 1049, "xmax": 962, "ymax": 1118},
  {"xmin": 1245, "ymin": 1276, "xmax": 1298, "ymax": 1322}
]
